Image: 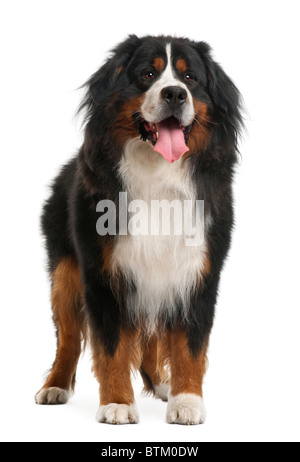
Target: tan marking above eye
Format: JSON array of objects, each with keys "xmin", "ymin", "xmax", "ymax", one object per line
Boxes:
[
  {"xmin": 176, "ymin": 59, "xmax": 188, "ymax": 74},
  {"xmin": 153, "ymin": 57, "xmax": 165, "ymax": 73}
]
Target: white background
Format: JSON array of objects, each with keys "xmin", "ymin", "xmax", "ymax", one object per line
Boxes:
[{"xmin": 1, "ymin": 0, "xmax": 300, "ymax": 443}]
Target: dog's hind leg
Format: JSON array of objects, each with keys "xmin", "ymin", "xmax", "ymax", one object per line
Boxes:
[
  {"xmin": 35, "ymin": 257, "xmax": 86, "ymax": 405},
  {"xmin": 139, "ymin": 334, "xmax": 169, "ymax": 402}
]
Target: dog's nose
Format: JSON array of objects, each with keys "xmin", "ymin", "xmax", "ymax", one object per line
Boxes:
[{"xmin": 161, "ymin": 86, "xmax": 187, "ymax": 107}]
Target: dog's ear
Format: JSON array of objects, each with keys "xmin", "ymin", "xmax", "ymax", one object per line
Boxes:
[
  {"xmin": 196, "ymin": 42, "xmax": 243, "ymax": 134},
  {"xmin": 88, "ymin": 35, "xmax": 141, "ymax": 105}
]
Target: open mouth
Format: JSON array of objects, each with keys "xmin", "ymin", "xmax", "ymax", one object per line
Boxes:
[{"xmin": 138, "ymin": 115, "xmax": 193, "ymax": 163}]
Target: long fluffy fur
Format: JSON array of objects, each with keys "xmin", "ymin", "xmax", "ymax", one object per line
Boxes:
[{"xmin": 37, "ymin": 36, "xmax": 243, "ymax": 417}]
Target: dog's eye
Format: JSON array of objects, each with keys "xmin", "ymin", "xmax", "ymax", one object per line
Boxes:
[
  {"xmin": 184, "ymin": 73, "xmax": 195, "ymax": 82},
  {"xmin": 144, "ymin": 72, "xmax": 155, "ymax": 80}
]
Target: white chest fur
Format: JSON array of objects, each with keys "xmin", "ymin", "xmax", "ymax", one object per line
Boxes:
[{"xmin": 112, "ymin": 138, "xmax": 209, "ymax": 331}]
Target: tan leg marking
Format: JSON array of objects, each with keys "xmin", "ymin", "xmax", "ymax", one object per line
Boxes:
[{"xmin": 35, "ymin": 257, "xmax": 85, "ymax": 404}]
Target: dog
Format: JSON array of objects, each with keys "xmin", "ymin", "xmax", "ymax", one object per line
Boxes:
[{"xmin": 35, "ymin": 35, "xmax": 243, "ymax": 425}]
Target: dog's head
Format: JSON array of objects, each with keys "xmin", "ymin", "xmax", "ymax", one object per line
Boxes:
[{"xmin": 80, "ymin": 35, "xmax": 243, "ymax": 168}]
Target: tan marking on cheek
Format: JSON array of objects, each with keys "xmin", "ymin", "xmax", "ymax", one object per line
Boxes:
[
  {"xmin": 113, "ymin": 95, "xmax": 145, "ymax": 147},
  {"xmin": 186, "ymin": 99, "xmax": 211, "ymax": 155},
  {"xmin": 153, "ymin": 57, "xmax": 165, "ymax": 73},
  {"xmin": 176, "ymin": 59, "xmax": 188, "ymax": 74}
]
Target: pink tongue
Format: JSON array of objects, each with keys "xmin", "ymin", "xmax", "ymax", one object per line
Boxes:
[{"xmin": 153, "ymin": 118, "xmax": 189, "ymax": 163}]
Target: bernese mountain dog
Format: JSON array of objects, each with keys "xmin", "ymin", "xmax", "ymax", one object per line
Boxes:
[{"xmin": 35, "ymin": 35, "xmax": 243, "ymax": 425}]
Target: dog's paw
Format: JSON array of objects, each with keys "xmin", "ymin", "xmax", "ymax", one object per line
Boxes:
[
  {"xmin": 35, "ymin": 387, "xmax": 70, "ymax": 405},
  {"xmin": 154, "ymin": 382, "xmax": 169, "ymax": 402},
  {"xmin": 96, "ymin": 403, "xmax": 139, "ymax": 424},
  {"xmin": 166, "ymin": 393, "xmax": 206, "ymax": 425}
]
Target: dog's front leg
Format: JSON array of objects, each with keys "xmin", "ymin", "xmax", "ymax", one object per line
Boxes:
[
  {"xmin": 166, "ymin": 325, "xmax": 209, "ymax": 425},
  {"xmin": 82, "ymin": 270, "xmax": 141, "ymax": 424},
  {"xmin": 91, "ymin": 326, "xmax": 141, "ymax": 425}
]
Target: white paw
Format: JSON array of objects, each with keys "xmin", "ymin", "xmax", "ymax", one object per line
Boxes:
[
  {"xmin": 35, "ymin": 387, "xmax": 70, "ymax": 405},
  {"xmin": 154, "ymin": 382, "xmax": 169, "ymax": 402},
  {"xmin": 166, "ymin": 393, "xmax": 206, "ymax": 425},
  {"xmin": 96, "ymin": 403, "xmax": 139, "ymax": 424}
]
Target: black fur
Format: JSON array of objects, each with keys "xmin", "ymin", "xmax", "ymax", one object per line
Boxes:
[{"xmin": 41, "ymin": 35, "xmax": 243, "ymax": 357}]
